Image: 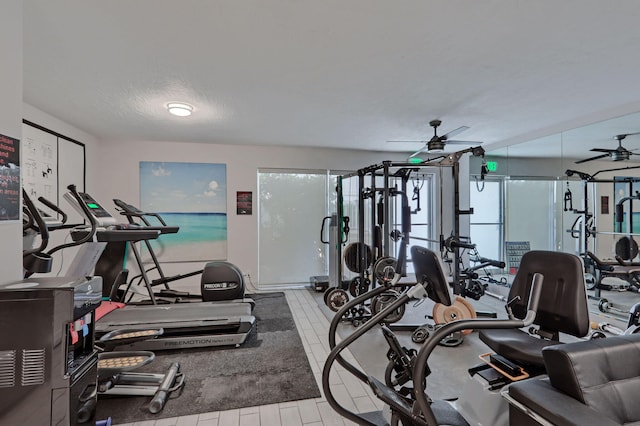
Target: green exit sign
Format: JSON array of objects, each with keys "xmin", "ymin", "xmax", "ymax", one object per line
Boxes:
[{"xmin": 486, "ymin": 161, "xmax": 497, "ymax": 172}]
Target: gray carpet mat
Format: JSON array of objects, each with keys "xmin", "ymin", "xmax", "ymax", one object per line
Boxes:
[{"xmin": 95, "ymin": 292, "xmax": 320, "ymax": 424}]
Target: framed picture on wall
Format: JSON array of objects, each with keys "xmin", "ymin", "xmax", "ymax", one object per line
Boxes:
[
  {"xmin": 237, "ymin": 191, "xmax": 252, "ymax": 215},
  {"xmin": 0, "ymin": 133, "xmax": 20, "ymax": 221},
  {"xmin": 140, "ymin": 161, "xmax": 227, "ymax": 262}
]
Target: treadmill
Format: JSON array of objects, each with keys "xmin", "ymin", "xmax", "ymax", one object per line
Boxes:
[{"xmin": 63, "ymin": 187, "xmax": 256, "ymax": 351}]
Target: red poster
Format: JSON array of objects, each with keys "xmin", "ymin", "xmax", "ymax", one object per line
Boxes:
[
  {"xmin": 0, "ymin": 133, "xmax": 20, "ymax": 221},
  {"xmin": 237, "ymin": 191, "xmax": 252, "ymax": 215}
]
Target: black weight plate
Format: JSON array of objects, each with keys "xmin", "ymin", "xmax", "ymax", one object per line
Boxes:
[
  {"xmin": 598, "ymin": 298, "xmax": 609, "ymax": 313},
  {"xmin": 324, "ymin": 287, "xmax": 337, "ymax": 305},
  {"xmin": 373, "ymin": 256, "xmax": 397, "ymax": 284},
  {"xmin": 343, "ymin": 242, "xmax": 373, "ymax": 273},
  {"xmin": 412, "ymin": 326, "xmax": 430, "ymax": 344},
  {"xmin": 327, "ymin": 289, "xmax": 349, "ymax": 312},
  {"xmin": 349, "ymin": 277, "xmax": 361, "ymax": 297},
  {"xmin": 358, "ymin": 278, "xmax": 371, "ymax": 296},
  {"xmin": 371, "ymin": 292, "xmax": 405, "ymax": 324}
]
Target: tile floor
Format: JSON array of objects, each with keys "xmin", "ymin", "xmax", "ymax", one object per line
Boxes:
[
  {"xmin": 113, "ymin": 282, "xmax": 640, "ymax": 426},
  {"xmin": 116, "ymin": 289, "xmax": 384, "ymax": 426}
]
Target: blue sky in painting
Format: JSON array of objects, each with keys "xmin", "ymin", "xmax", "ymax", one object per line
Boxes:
[{"xmin": 140, "ymin": 161, "xmax": 227, "ymax": 213}]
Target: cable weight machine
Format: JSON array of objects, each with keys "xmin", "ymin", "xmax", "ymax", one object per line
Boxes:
[
  {"xmin": 566, "ymin": 166, "xmax": 640, "ymax": 322},
  {"xmin": 324, "ymin": 146, "xmax": 487, "ymax": 329}
]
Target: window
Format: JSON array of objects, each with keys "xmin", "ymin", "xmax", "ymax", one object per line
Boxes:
[{"xmin": 470, "ymin": 179, "xmax": 504, "ymax": 261}]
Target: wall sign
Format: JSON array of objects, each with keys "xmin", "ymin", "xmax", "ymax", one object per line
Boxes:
[
  {"xmin": 237, "ymin": 191, "xmax": 252, "ymax": 215},
  {"xmin": 0, "ymin": 133, "xmax": 20, "ymax": 221}
]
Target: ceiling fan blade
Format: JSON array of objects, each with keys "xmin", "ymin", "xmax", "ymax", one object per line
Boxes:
[
  {"xmin": 575, "ymin": 153, "xmax": 610, "ymax": 164},
  {"xmin": 590, "ymin": 148, "xmax": 616, "ymax": 153},
  {"xmin": 387, "ymin": 140, "xmax": 426, "ymax": 143},
  {"xmin": 409, "ymin": 145, "xmax": 430, "ymax": 158},
  {"xmin": 446, "ymin": 139, "xmax": 484, "ymax": 145},
  {"xmin": 618, "ymin": 131, "xmax": 640, "ymax": 138},
  {"xmin": 442, "ymin": 126, "xmax": 469, "ymax": 140}
]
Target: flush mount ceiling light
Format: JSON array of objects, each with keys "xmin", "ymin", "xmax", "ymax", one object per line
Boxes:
[{"xmin": 166, "ymin": 102, "xmax": 194, "ymax": 117}]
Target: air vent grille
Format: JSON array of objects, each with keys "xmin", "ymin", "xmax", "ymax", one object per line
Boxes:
[
  {"xmin": 21, "ymin": 349, "xmax": 45, "ymax": 386},
  {"xmin": 0, "ymin": 350, "xmax": 16, "ymax": 388}
]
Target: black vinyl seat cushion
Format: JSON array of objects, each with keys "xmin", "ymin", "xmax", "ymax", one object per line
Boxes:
[
  {"xmin": 478, "ymin": 328, "xmax": 556, "ymax": 367},
  {"xmin": 479, "ymin": 250, "xmax": 589, "ymax": 368},
  {"xmin": 507, "ymin": 334, "xmax": 640, "ymax": 426}
]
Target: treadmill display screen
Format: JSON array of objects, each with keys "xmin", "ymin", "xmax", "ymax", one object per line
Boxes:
[{"xmin": 78, "ymin": 193, "xmax": 113, "ymax": 219}]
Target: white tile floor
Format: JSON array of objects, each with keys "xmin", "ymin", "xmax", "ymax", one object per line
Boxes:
[{"xmin": 116, "ymin": 289, "xmax": 384, "ymax": 426}]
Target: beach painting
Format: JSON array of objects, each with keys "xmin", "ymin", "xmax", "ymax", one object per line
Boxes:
[{"xmin": 140, "ymin": 161, "xmax": 227, "ymax": 262}]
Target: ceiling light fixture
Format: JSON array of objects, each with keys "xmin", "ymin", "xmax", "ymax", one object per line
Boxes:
[{"xmin": 166, "ymin": 102, "xmax": 194, "ymax": 117}]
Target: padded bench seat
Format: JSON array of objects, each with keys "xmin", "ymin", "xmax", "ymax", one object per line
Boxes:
[{"xmin": 507, "ymin": 334, "xmax": 640, "ymax": 426}]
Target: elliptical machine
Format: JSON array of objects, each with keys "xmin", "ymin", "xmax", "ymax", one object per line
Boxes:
[
  {"xmin": 322, "ymin": 245, "xmax": 544, "ymax": 425},
  {"xmin": 21, "ymin": 186, "xmax": 186, "ymax": 416}
]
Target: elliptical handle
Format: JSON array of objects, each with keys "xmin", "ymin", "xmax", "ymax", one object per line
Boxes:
[
  {"xmin": 37, "ymin": 195, "xmax": 68, "ymax": 224},
  {"xmin": 22, "ymin": 189, "xmax": 50, "ymax": 256},
  {"xmin": 47, "ymin": 185, "xmax": 99, "ymax": 256}
]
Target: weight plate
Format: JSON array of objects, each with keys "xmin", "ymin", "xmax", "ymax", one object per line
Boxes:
[
  {"xmin": 438, "ymin": 330, "xmax": 464, "ymax": 347},
  {"xmin": 432, "ymin": 296, "xmax": 476, "ymax": 335},
  {"xmin": 327, "ymin": 289, "xmax": 350, "ymax": 312},
  {"xmin": 373, "ymin": 256, "xmax": 397, "ymax": 284},
  {"xmin": 598, "ymin": 298, "xmax": 610, "ymax": 313},
  {"xmin": 371, "ymin": 291, "xmax": 405, "ymax": 324},
  {"xmin": 359, "ymin": 278, "xmax": 371, "ymax": 295},
  {"xmin": 343, "ymin": 242, "xmax": 373, "ymax": 273},
  {"xmin": 324, "ymin": 287, "xmax": 337, "ymax": 305},
  {"xmin": 412, "ymin": 326, "xmax": 430, "ymax": 344},
  {"xmin": 585, "ymin": 273, "xmax": 597, "ymax": 291},
  {"xmin": 615, "ymin": 236, "xmax": 639, "ymax": 261},
  {"xmin": 349, "ymin": 277, "xmax": 361, "ymax": 298}
]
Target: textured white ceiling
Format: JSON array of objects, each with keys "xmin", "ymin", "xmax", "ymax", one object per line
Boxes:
[{"xmin": 21, "ymin": 1, "xmax": 640, "ymax": 158}]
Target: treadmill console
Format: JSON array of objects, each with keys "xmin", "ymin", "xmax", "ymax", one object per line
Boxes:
[{"xmin": 64, "ymin": 190, "xmax": 117, "ymax": 227}]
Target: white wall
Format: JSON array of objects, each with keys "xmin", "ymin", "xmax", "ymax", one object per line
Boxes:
[
  {"xmin": 15, "ymin": 105, "xmax": 472, "ymax": 290},
  {"xmin": 0, "ymin": 1, "xmax": 23, "ymax": 284},
  {"xmin": 92, "ymin": 139, "xmax": 415, "ymax": 287}
]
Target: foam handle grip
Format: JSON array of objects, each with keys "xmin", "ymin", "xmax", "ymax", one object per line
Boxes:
[
  {"xmin": 616, "ymin": 203, "xmax": 624, "ymax": 224},
  {"xmin": 149, "ymin": 362, "xmax": 181, "ymax": 414}
]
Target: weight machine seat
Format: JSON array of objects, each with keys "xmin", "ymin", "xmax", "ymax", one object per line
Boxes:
[
  {"xmin": 479, "ymin": 251, "xmax": 590, "ymax": 368},
  {"xmin": 587, "ymin": 251, "xmax": 640, "ymax": 290},
  {"xmin": 507, "ymin": 334, "xmax": 640, "ymax": 426}
]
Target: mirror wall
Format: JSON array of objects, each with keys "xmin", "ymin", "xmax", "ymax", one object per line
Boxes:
[{"xmin": 469, "ymin": 111, "xmax": 640, "ymax": 263}]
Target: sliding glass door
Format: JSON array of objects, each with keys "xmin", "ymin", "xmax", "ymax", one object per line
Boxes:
[{"xmin": 258, "ymin": 170, "xmax": 331, "ymax": 287}]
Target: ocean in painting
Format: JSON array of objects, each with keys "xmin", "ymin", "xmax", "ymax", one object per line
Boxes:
[{"xmin": 144, "ymin": 212, "xmax": 227, "ymax": 262}]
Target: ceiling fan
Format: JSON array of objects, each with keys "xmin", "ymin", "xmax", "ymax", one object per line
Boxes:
[
  {"xmin": 575, "ymin": 132, "xmax": 640, "ymax": 164},
  {"xmin": 389, "ymin": 119, "xmax": 483, "ymax": 158}
]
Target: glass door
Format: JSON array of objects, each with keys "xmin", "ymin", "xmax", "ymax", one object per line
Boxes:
[{"xmin": 258, "ymin": 170, "xmax": 329, "ymax": 287}]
